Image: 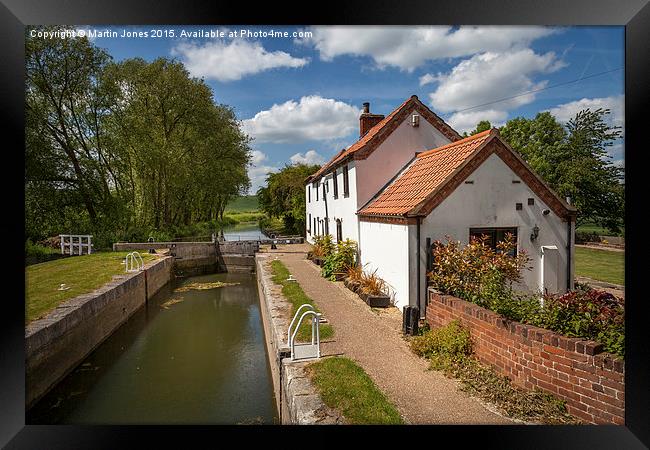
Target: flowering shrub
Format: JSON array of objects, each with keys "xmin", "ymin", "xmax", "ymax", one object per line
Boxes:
[
  {"xmin": 428, "ymin": 235, "xmax": 624, "ymax": 358},
  {"xmin": 321, "ymin": 239, "xmax": 357, "ymax": 280},
  {"xmin": 533, "ymin": 289, "xmax": 624, "ymax": 357},
  {"xmin": 428, "ymin": 234, "xmax": 531, "ymax": 308}
]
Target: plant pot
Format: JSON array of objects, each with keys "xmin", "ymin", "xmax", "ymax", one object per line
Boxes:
[
  {"xmin": 312, "ymin": 258, "xmax": 322, "ymax": 266},
  {"xmin": 365, "ymin": 294, "xmax": 391, "ymax": 308},
  {"xmin": 334, "ymin": 272, "xmax": 346, "ymax": 282}
]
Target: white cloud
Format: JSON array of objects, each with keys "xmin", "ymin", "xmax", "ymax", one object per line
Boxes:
[
  {"xmin": 290, "ymin": 150, "xmax": 325, "ymax": 165},
  {"xmin": 429, "ymin": 49, "xmax": 565, "ymax": 113},
  {"xmin": 171, "ymin": 39, "xmax": 308, "ymax": 82},
  {"xmin": 247, "ymin": 150, "xmax": 279, "ymax": 194},
  {"xmin": 241, "ymin": 95, "xmax": 361, "ymax": 144},
  {"xmin": 445, "ymin": 110, "xmax": 508, "ymax": 134},
  {"xmin": 419, "ymin": 73, "xmax": 436, "ymax": 86},
  {"xmin": 547, "ymin": 95, "xmax": 624, "ymax": 128},
  {"xmin": 298, "ymin": 26, "xmax": 557, "ymax": 71}
]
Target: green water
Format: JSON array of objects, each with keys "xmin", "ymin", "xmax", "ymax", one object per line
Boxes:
[{"xmin": 27, "ymin": 272, "xmax": 278, "ymax": 424}]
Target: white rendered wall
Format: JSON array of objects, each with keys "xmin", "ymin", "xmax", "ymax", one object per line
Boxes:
[
  {"xmin": 307, "ymin": 113, "xmax": 452, "ymax": 247},
  {"xmin": 356, "ymin": 117, "xmax": 451, "ymax": 208},
  {"xmin": 305, "ymin": 163, "xmax": 359, "ymax": 245},
  {"xmin": 359, "ymin": 220, "xmax": 411, "ymax": 310},
  {"xmin": 417, "ymin": 152, "xmax": 573, "ymax": 297}
]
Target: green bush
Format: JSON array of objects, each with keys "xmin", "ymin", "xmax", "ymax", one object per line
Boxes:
[
  {"xmin": 311, "ymin": 234, "xmax": 335, "ymax": 259},
  {"xmin": 25, "ymin": 239, "xmax": 59, "ymax": 257},
  {"xmin": 410, "ymin": 320, "xmax": 472, "ymax": 363},
  {"xmin": 428, "ymin": 237, "xmax": 625, "ymax": 359},
  {"xmin": 321, "ymin": 239, "xmax": 357, "ymax": 280}
]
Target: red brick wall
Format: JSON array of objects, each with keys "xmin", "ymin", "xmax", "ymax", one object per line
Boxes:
[{"xmin": 425, "ymin": 289, "xmax": 625, "ymax": 424}]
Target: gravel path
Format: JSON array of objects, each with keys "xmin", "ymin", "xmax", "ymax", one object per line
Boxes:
[{"xmin": 268, "ymin": 244, "xmax": 515, "ymax": 425}]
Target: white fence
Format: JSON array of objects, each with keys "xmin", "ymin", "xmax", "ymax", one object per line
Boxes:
[{"xmin": 59, "ymin": 235, "xmax": 93, "ymax": 255}]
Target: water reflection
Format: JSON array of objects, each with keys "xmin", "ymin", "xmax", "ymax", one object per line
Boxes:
[{"xmin": 27, "ymin": 272, "xmax": 278, "ymax": 424}]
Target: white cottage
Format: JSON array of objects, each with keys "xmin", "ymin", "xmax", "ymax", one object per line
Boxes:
[{"xmin": 305, "ymin": 95, "xmax": 576, "ymax": 314}]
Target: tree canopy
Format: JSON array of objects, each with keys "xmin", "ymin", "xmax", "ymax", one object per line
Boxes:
[
  {"xmin": 257, "ymin": 164, "xmax": 320, "ymax": 235},
  {"xmin": 499, "ymin": 109, "xmax": 624, "ymax": 232},
  {"xmin": 25, "ymin": 26, "xmax": 251, "ymax": 247}
]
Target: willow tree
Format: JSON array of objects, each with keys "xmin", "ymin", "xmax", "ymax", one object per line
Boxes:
[
  {"xmin": 25, "ymin": 25, "xmax": 129, "ymax": 240},
  {"xmin": 104, "ymin": 57, "xmax": 250, "ymax": 229}
]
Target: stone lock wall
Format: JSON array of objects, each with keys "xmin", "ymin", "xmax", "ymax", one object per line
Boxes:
[
  {"xmin": 425, "ymin": 288, "xmax": 624, "ymax": 424},
  {"xmin": 25, "ymin": 256, "xmax": 174, "ymax": 409}
]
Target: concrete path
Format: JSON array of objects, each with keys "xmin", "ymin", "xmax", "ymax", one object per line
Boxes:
[{"xmin": 267, "ymin": 244, "xmax": 514, "ymax": 425}]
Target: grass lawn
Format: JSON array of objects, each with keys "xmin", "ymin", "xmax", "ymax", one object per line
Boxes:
[
  {"xmin": 576, "ymin": 222, "xmax": 622, "ymax": 237},
  {"xmin": 270, "ymin": 260, "xmax": 333, "ymax": 342},
  {"xmin": 224, "ymin": 211, "xmax": 265, "ymax": 223},
  {"xmin": 307, "ymin": 356, "xmax": 404, "ymax": 424},
  {"xmin": 225, "ymin": 195, "xmax": 259, "ymax": 213},
  {"xmin": 575, "ymin": 246, "xmax": 624, "ymax": 286},
  {"xmin": 25, "ymin": 251, "xmax": 158, "ymax": 324}
]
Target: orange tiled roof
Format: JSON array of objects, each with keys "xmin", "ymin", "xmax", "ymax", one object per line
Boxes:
[
  {"xmin": 306, "ymin": 96, "xmax": 460, "ymax": 183},
  {"xmin": 358, "ymin": 129, "xmax": 495, "ymax": 217}
]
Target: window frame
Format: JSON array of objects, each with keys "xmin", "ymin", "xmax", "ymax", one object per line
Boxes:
[
  {"xmin": 333, "ymin": 168, "xmax": 338, "ymax": 199},
  {"xmin": 469, "ymin": 227, "xmax": 518, "ymax": 257},
  {"xmin": 343, "ymin": 164, "xmax": 349, "ymax": 198}
]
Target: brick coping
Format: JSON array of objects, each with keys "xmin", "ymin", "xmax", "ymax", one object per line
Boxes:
[{"xmin": 427, "ymin": 287, "xmax": 624, "ymax": 373}]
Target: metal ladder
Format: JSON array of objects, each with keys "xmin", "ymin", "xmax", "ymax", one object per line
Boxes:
[
  {"xmin": 125, "ymin": 251, "xmax": 144, "ymax": 272},
  {"xmin": 287, "ymin": 304, "xmax": 322, "ymax": 361}
]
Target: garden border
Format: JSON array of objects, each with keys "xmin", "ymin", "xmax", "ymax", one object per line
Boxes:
[{"xmin": 425, "ymin": 287, "xmax": 624, "ymax": 424}]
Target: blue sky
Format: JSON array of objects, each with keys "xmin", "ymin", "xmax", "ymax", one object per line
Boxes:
[{"xmin": 78, "ymin": 25, "xmax": 624, "ymax": 193}]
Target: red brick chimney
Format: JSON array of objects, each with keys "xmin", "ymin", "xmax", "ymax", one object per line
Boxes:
[{"xmin": 359, "ymin": 102, "xmax": 385, "ymax": 137}]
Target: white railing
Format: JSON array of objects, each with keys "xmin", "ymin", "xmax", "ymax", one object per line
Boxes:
[
  {"xmin": 60, "ymin": 234, "xmax": 93, "ymax": 255},
  {"xmin": 125, "ymin": 251, "xmax": 144, "ymax": 273},
  {"xmin": 287, "ymin": 304, "xmax": 322, "ymax": 361}
]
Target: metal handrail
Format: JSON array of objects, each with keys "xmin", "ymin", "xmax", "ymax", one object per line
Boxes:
[
  {"xmin": 287, "ymin": 304, "xmax": 315, "ymax": 346},
  {"xmin": 289, "ymin": 310, "xmax": 322, "ymax": 360},
  {"xmin": 125, "ymin": 251, "xmax": 144, "ymax": 272}
]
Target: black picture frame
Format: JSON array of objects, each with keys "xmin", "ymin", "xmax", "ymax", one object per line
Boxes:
[{"xmin": 2, "ymin": 0, "xmax": 648, "ymax": 447}]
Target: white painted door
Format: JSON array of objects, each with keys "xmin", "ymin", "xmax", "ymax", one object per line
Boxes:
[{"xmin": 540, "ymin": 245, "xmax": 560, "ymax": 295}]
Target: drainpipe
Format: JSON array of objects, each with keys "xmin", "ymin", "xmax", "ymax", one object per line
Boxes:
[
  {"xmin": 566, "ymin": 219, "xmax": 573, "ymax": 292},
  {"xmin": 323, "ymin": 180, "xmax": 329, "ymax": 237},
  {"xmin": 566, "ymin": 197, "xmax": 573, "ymax": 292},
  {"xmin": 416, "ymin": 217, "xmax": 422, "ymax": 318}
]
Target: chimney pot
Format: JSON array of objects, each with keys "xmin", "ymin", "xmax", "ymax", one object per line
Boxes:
[{"xmin": 359, "ymin": 102, "xmax": 384, "ymax": 137}]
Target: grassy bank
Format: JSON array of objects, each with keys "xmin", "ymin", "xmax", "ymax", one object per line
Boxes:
[
  {"xmin": 307, "ymin": 356, "xmax": 403, "ymax": 424},
  {"xmin": 575, "ymin": 246, "xmax": 624, "ymax": 285},
  {"xmin": 25, "ymin": 251, "xmax": 158, "ymax": 324},
  {"xmin": 225, "ymin": 195, "xmax": 259, "ymax": 212},
  {"xmin": 269, "ymin": 260, "xmax": 333, "ymax": 342}
]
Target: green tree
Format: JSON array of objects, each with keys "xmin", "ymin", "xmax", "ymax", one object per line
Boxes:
[
  {"xmin": 25, "ymin": 27, "xmax": 252, "ymax": 246},
  {"xmin": 499, "ymin": 109, "xmax": 624, "ymax": 232},
  {"xmin": 463, "ymin": 120, "xmax": 492, "ymax": 137},
  {"xmin": 257, "ymin": 164, "xmax": 320, "ymax": 235},
  {"xmin": 26, "ymin": 25, "xmax": 129, "ymax": 242}
]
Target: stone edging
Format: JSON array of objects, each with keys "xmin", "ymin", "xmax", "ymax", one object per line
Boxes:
[
  {"xmin": 25, "ymin": 256, "xmax": 174, "ymax": 408},
  {"xmin": 255, "ymin": 253, "xmax": 342, "ymax": 424}
]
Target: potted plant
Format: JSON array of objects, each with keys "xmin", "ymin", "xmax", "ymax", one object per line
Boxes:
[
  {"xmin": 344, "ymin": 265, "xmax": 363, "ymax": 293},
  {"xmin": 359, "ymin": 269, "xmax": 390, "ymax": 307},
  {"xmin": 321, "ymin": 239, "xmax": 357, "ymax": 281}
]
